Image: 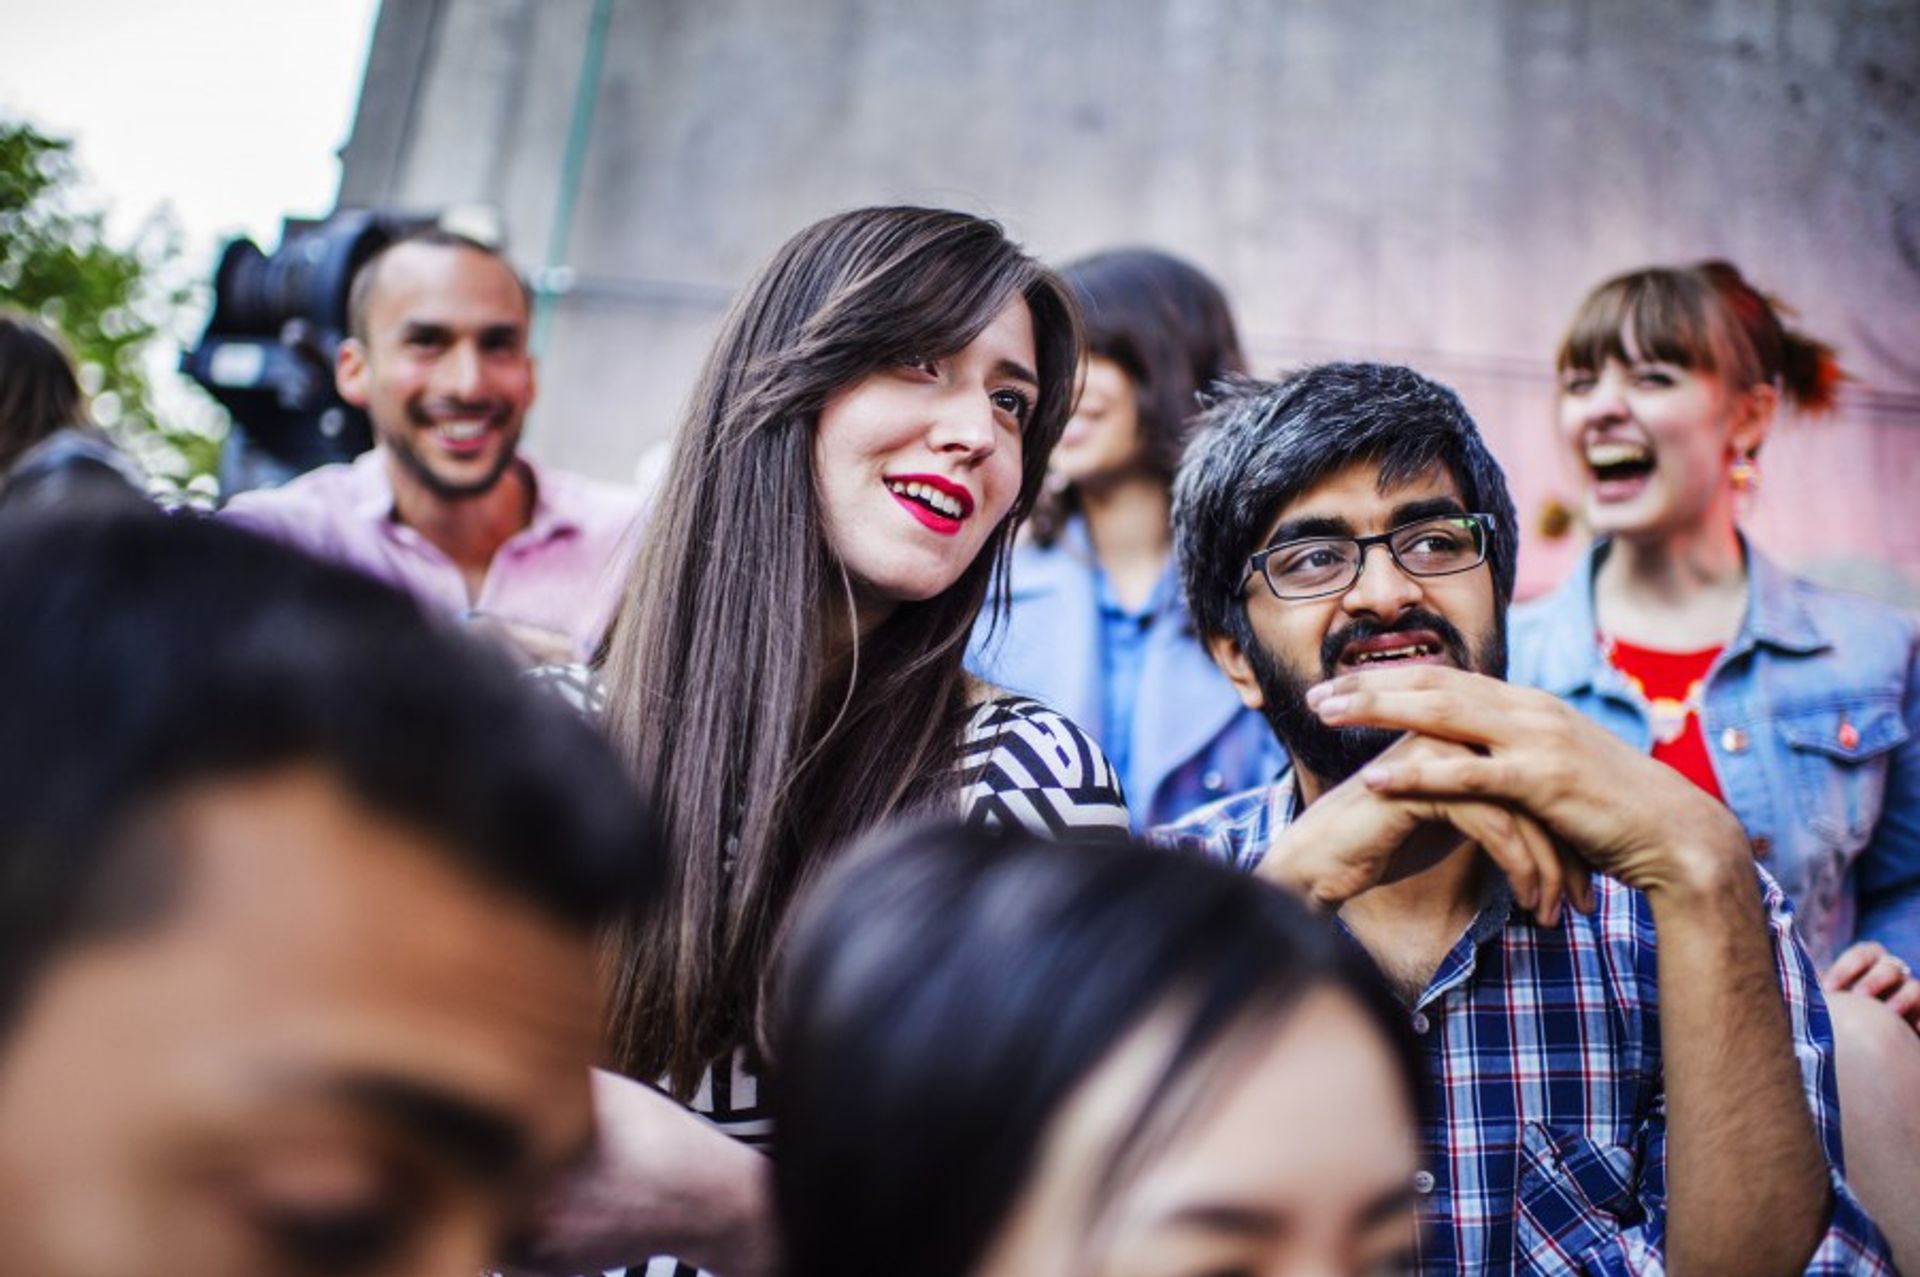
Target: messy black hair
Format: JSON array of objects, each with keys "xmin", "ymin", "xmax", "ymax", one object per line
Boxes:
[{"xmin": 1174, "ymin": 362, "xmax": 1518, "ymax": 649}]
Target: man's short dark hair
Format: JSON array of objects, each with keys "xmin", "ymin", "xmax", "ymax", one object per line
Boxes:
[
  {"xmin": 0, "ymin": 511, "xmax": 659, "ymax": 1036},
  {"xmin": 1173, "ymin": 362, "xmax": 1519, "ymax": 647},
  {"xmin": 345, "ymin": 228, "xmax": 534, "ymax": 342}
]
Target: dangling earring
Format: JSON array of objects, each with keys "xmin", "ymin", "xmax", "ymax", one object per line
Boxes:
[{"xmin": 1729, "ymin": 452, "xmax": 1759, "ymax": 497}]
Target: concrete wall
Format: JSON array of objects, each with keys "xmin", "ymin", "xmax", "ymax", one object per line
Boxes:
[{"xmin": 336, "ymin": 0, "xmax": 1920, "ymax": 595}]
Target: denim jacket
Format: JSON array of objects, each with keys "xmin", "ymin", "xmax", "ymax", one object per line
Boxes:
[
  {"xmin": 1510, "ymin": 538, "xmax": 1920, "ymax": 970},
  {"xmin": 967, "ymin": 519, "xmax": 1286, "ymax": 829}
]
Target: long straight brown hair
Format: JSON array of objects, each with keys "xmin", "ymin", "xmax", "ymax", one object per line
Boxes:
[{"xmin": 600, "ymin": 208, "xmax": 1080, "ymax": 1095}]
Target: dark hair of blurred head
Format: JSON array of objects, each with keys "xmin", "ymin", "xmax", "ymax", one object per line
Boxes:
[
  {"xmin": 0, "ymin": 310, "xmax": 86, "ymax": 474},
  {"xmin": 1030, "ymin": 248, "xmax": 1244, "ymax": 544},
  {"xmin": 769, "ymin": 821, "xmax": 1420, "ymax": 1277},
  {"xmin": 1174, "ymin": 362, "xmax": 1519, "ymax": 651},
  {"xmin": 1556, "ymin": 259, "xmax": 1843, "ymax": 424},
  {"xmin": 0, "ymin": 511, "xmax": 661, "ymax": 1038}
]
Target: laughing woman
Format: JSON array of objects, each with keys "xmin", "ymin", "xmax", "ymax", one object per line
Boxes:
[
  {"xmin": 598, "ymin": 207, "xmax": 1128, "ymax": 1156},
  {"xmin": 1509, "ymin": 260, "xmax": 1920, "ymax": 1268}
]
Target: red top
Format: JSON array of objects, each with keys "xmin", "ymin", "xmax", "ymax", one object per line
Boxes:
[{"xmin": 1604, "ymin": 635, "xmax": 1725, "ymax": 802}]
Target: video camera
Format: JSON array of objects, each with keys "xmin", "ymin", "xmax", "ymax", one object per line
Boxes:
[{"xmin": 181, "ymin": 209, "xmax": 431, "ymax": 475}]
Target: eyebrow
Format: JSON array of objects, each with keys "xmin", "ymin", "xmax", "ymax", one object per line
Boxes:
[
  {"xmin": 397, "ymin": 320, "xmax": 526, "ymax": 343},
  {"xmin": 995, "ymin": 358, "xmax": 1040, "ymax": 389},
  {"xmin": 331, "ymin": 1075, "xmax": 535, "ymax": 1187},
  {"xmin": 1264, "ymin": 514, "xmax": 1354, "ymax": 545},
  {"xmin": 1387, "ymin": 496, "xmax": 1469, "ymax": 526},
  {"xmin": 1156, "ymin": 1181, "xmax": 1419, "ymax": 1238},
  {"xmin": 1264, "ymin": 496, "xmax": 1470, "ymax": 547},
  {"xmin": 1158, "ymin": 1202, "xmax": 1285, "ymax": 1237}
]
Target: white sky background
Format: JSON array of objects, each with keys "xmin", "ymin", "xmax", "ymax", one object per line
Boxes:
[
  {"xmin": 0, "ymin": 0, "xmax": 379, "ymax": 473},
  {"xmin": 1, "ymin": 0, "xmax": 380, "ymax": 253}
]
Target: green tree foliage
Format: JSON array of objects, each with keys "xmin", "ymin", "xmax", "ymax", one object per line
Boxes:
[{"xmin": 0, "ymin": 118, "xmax": 221, "ymax": 498}]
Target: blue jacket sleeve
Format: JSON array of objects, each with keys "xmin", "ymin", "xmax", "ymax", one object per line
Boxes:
[{"xmin": 1853, "ymin": 626, "xmax": 1920, "ymax": 969}]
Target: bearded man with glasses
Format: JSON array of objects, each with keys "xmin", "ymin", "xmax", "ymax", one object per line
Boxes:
[{"xmin": 1156, "ymin": 362, "xmax": 1893, "ymax": 1274}]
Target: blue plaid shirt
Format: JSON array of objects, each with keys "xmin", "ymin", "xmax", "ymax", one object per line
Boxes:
[{"xmin": 1158, "ymin": 773, "xmax": 1895, "ymax": 1275}]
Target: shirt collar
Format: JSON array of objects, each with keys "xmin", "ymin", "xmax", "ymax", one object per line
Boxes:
[
  {"xmin": 350, "ymin": 447, "xmax": 581, "ymax": 544},
  {"xmin": 1738, "ymin": 537, "xmax": 1828, "ymax": 655},
  {"xmin": 1415, "ymin": 870, "xmax": 1523, "ymax": 1010},
  {"xmin": 1525, "ymin": 534, "xmax": 1828, "ymax": 698}
]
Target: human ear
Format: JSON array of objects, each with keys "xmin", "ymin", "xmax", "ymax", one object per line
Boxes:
[
  {"xmin": 1728, "ymin": 380, "xmax": 1778, "ymax": 460},
  {"xmin": 335, "ymin": 338, "xmax": 371, "ymax": 407},
  {"xmin": 1206, "ymin": 630, "xmax": 1267, "ymax": 711}
]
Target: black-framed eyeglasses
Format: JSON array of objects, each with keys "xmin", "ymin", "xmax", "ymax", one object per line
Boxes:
[{"xmin": 1241, "ymin": 513, "xmax": 1498, "ymax": 601}]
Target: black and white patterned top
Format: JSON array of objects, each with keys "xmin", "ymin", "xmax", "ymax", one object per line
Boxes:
[
  {"xmin": 542, "ymin": 684, "xmax": 1128, "ymax": 1277},
  {"xmin": 958, "ymin": 693, "xmax": 1131, "ymax": 833}
]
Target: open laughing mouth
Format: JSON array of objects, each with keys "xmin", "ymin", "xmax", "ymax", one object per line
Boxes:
[
  {"xmin": 1585, "ymin": 438, "xmax": 1655, "ymax": 499},
  {"xmin": 886, "ymin": 473, "xmax": 974, "ymax": 536}
]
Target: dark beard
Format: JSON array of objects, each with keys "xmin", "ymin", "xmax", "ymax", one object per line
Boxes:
[
  {"xmin": 386, "ymin": 403, "xmax": 520, "ymax": 501},
  {"xmin": 1245, "ymin": 608, "xmax": 1508, "ymax": 787}
]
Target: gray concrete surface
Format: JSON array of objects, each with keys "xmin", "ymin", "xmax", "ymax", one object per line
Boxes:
[{"xmin": 335, "ymin": 0, "xmax": 1920, "ymax": 593}]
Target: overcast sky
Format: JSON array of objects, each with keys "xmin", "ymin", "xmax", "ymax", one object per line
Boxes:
[{"xmin": 1, "ymin": 0, "xmax": 379, "ymax": 258}]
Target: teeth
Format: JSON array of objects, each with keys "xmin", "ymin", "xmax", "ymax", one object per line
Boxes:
[
  {"xmin": 437, "ymin": 422, "xmax": 487, "ymax": 442},
  {"xmin": 888, "ymin": 480, "xmax": 964, "ymax": 519},
  {"xmin": 1586, "ymin": 441, "xmax": 1651, "ymax": 467},
  {"xmin": 1352, "ymin": 644, "xmax": 1432, "ymax": 664}
]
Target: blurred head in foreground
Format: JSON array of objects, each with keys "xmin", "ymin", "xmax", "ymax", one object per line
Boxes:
[
  {"xmin": 0, "ymin": 513, "xmax": 660, "ymax": 1277},
  {"xmin": 771, "ymin": 823, "xmax": 1422, "ymax": 1277}
]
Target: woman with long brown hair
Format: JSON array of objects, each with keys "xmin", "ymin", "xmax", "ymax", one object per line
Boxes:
[
  {"xmin": 596, "ymin": 207, "xmax": 1128, "ymax": 1158},
  {"xmin": 1511, "ymin": 260, "xmax": 1920, "ymax": 1268}
]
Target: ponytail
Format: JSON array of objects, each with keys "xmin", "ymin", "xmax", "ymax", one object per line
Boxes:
[{"xmin": 1693, "ymin": 260, "xmax": 1844, "ymax": 414}]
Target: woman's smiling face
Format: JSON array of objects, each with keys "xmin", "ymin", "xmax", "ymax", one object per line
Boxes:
[
  {"xmin": 1049, "ymin": 355, "xmax": 1145, "ymax": 488},
  {"xmin": 812, "ymin": 296, "xmax": 1037, "ymax": 628}
]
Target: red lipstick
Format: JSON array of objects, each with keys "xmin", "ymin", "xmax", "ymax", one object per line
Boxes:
[{"xmin": 885, "ymin": 473, "xmax": 974, "ymax": 537}]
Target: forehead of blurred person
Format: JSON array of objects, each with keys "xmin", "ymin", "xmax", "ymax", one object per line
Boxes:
[
  {"xmin": 0, "ymin": 763, "xmax": 600, "ymax": 1277},
  {"xmin": 978, "ymin": 988, "xmax": 1419, "ymax": 1277}
]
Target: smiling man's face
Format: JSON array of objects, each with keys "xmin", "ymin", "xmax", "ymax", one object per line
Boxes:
[{"xmin": 1208, "ymin": 459, "xmax": 1506, "ymax": 789}]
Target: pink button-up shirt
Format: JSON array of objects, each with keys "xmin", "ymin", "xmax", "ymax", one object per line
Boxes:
[{"xmin": 221, "ymin": 448, "xmax": 642, "ymax": 662}]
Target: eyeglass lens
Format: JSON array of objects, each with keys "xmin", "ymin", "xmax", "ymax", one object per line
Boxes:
[{"xmin": 1263, "ymin": 516, "xmax": 1486, "ymax": 598}]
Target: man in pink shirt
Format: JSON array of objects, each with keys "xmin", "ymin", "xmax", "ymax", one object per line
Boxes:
[{"xmin": 222, "ymin": 230, "xmax": 640, "ymax": 664}]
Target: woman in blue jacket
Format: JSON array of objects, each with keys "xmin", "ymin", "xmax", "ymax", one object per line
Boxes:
[
  {"xmin": 1509, "ymin": 260, "xmax": 1919, "ymax": 1266},
  {"xmin": 968, "ymin": 249, "xmax": 1285, "ymax": 828}
]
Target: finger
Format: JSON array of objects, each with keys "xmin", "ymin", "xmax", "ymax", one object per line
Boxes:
[
  {"xmin": 1856, "ymin": 956, "xmax": 1908, "ymax": 1000},
  {"xmin": 1822, "ymin": 942, "xmax": 1882, "ymax": 993},
  {"xmin": 1512, "ymin": 807, "xmax": 1565, "ymax": 928},
  {"xmin": 1558, "ymin": 836, "xmax": 1596, "ymax": 915},
  {"xmin": 1885, "ymin": 979, "xmax": 1920, "ymax": 1029},
  {"xmin": 1438, "ymin": 799, "xmax": 1542, "ymax": 914},
  {"xmin": 1309, "ymin": 667, "xmax": 1538, "ymax": 747},
  {"xmin": 1365, "ymin": 754, "xmax": 1518, "ymax": 802},
  {"xmin": 1521, "ymin": 815, "xmax": 1595, "ymax": 920}
]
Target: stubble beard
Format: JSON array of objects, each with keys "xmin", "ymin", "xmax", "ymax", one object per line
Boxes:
[
  {"xmin": 384, "ymin": 402, "xmax": 522, "ymax": 502},
  {"xmin": 1245, "ymin": 607, "xmax": 1509, "ymax": 788}
]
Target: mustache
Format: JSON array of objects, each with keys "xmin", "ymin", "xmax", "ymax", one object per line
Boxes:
[
  {"xmin": 406, "ymin": 399, "xmax": 511, "ymax": 427},
  {"xmin": 1318, "ymin": 608, "xmax": 1472, "ymax": 677}
]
